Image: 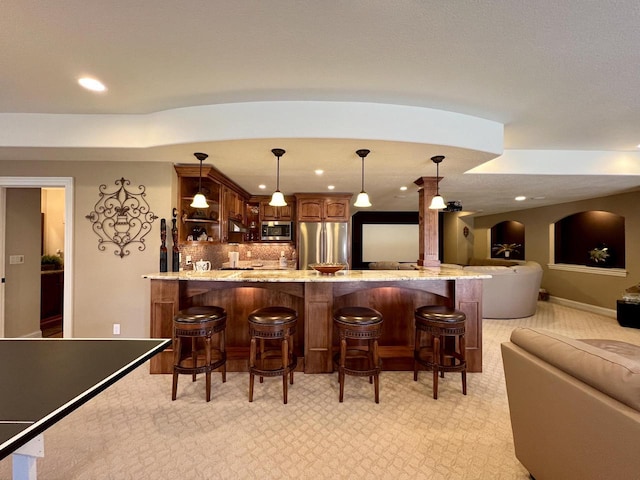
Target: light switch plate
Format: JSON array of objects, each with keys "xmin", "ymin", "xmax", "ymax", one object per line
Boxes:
[{"xmin": 9, "ymin": 255, "xmax": 24, "ymax": 264}]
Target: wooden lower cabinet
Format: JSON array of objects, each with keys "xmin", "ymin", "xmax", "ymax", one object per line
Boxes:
[
  {"xmin": 148, "ymin": 277, "xmax": 482, "ymax": 374},
  {"xmin": 41, "ymin": 270, "xmax": 64, "ymax": 330}
]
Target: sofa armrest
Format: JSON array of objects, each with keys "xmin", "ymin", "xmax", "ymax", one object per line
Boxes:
[
  {"xmin": 511, "ymin": 327, "xmax": 640, "ymax": 411},
  {"xmin": 502, "ymin": 340, "xmax": 640, "ymax": 479}
]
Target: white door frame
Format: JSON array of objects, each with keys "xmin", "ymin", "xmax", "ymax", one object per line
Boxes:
[
  {"xmin": 0, "ymin": 177, "xmax": 74, "ymax": 338},
  {"xmin": 0, "ymin": 188, "xmax": 5, "ymax": 337}
]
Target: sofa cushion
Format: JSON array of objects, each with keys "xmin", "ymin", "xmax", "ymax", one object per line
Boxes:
[
  {"xmin": 579, "ymin": 339, "xmax": 640, "ymax": 361},
  {"xmin": 368, "ymin": 261, "xmax": 400, "ymax": 270},
  {"xmin": 510, "ymin": 327, "xmax": 640, "ymax": 412},
  {"xmin": 463, "ymin": 265, "xmax": 515, "ymax": 274}
]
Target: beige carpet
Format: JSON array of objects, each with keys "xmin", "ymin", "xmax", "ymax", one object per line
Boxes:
[{"xmin": 2, "ymin": 301, "xmax": 640, "ymax": 479}]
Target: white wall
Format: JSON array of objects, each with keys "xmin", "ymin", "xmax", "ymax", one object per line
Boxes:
[
  {"xmin": 5, "ymin": 188, "xmax": 41, "ymax": 337},
  {"xmin": 1, "ymin": 161, "xmax": 175, "ymax": 338},
  {"xmin": 42, "ymin": 188, "xmax": 65, "ymax": 257},
  {"xmin": 442, "ymin": 212, "xmax": 474, "ymax": 265}
]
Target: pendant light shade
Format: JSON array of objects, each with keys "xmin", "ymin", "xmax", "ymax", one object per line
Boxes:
[
  {"xmin": 269, "ymin": 148, "xmax": 287, "ymax": 207},
  {"xmin": 354, "ymin": 149, "xmax": 372, "ymax": 208},
  {"xmin": 269, "ymin": 190, "xmax": 286, "ymax": 207},
  {"xmin": 429, "ymin": 194, "xmax": 446, "ymax": 210},
  {"xmin": 428, "ymin": 155, "xmax": 446, "ymax": 210},
  {"xmin": 355, "ymin": 191, "xmax": 371, "ymax": 207},
  {"xmin": 190, "ymin": 152, "xmax": 209, "ymax": 208}
]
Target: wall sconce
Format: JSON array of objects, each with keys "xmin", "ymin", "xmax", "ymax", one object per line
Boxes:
[
  {"xmin": 191, "ymin": 152, "xmax": 209, "ymax": 208},
  {"xmin": 354, "ymin": 149, "xmax": 372, "ymax": 207},
  {"xmin": 269, "ymin": 148, "xmax": 287, "ymax": 207},
  {"xmin": 428, "ymin": 155, "xmax": 446, "ymax": 210}
]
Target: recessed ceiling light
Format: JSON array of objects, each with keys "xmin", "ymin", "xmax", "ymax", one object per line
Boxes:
[
  {"xmin": 78, "ymin": 77, "xmax": 107, "ymax": 92},
  {"xmin": 315, "ymin": 169, "xmax": 324, "ymax": 175},
  {"xmin": 258, "ymin": 184, "xmax": 266, "ymax": 189},
  {"xmin": 515, "ymin": 196, "xmax": 526, "ymax": 201},
  {"xmin": 327, "ymin": 185, "xmax": 335, "ymax": 190},
  {"xmin": 400, "ymin": 186, "xmax": 408, "ymax": 191}
]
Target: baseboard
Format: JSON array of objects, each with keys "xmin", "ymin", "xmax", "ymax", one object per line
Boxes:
[
  {"xmin": 548, "ymin": 296, "xmax": 616, "ymax": 318},
  {"xmin": 20, "ymin": 330, "xmax": 44, "ymax": 338}
]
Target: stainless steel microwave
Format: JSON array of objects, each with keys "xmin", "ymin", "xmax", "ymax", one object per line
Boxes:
[{"xmin": 261, "ymin": 221, "xmax": 293, "ymax": 241}]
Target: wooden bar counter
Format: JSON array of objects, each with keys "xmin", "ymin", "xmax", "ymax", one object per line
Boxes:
[{"xmin": 144, "ymin": 268, "xmax": 488, "ymax": 374}]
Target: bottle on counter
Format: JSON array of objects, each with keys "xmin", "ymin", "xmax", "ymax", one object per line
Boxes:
[{"xmin": 279, "ymin": 250, "xmax": 288, "ymax": 269}]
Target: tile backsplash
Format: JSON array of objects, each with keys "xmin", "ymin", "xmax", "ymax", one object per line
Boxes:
[{"xmin": 179, "ymin": 242, "xmax": 295, "ymax": 270}]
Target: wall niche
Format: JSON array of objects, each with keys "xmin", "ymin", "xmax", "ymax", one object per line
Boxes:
[
  {"xmin": 491, "ymin": 220, "xmax": 525, "ymax": 260},
  {"xmin": 554, "ymin": 210, "xmax": 624, "ymax": 268}
]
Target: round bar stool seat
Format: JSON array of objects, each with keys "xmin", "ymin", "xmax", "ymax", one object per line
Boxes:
[
  {"xmin": 248, "ymin": 306, "xmax": 298, "ymax": 404},
  {"xmin": 413, "ymin": 305, "xmax": 466, "ymax": 399},
  {"xmin": 333, "ymin": 306, "xmax": 383, "ymax": 403},
  {"xmin": 172, "ymin": 306, "xmax": 227, "ymax": 402}
]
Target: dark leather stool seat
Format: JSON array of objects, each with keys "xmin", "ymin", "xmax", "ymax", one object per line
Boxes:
[
  {"xmin": 172, "ymin": 305, "xmax": 227, "ymax": 402},
  {"xmin": 248, "ymin": 306, "xmax": 298, "ymax": 404},
  {"xmin": 333, "ymin": 306, "xmax": 383, "ymax": 403},
  {"xmin": 414, "ymin": 305, "xmax": 467, "ymax": 399}
]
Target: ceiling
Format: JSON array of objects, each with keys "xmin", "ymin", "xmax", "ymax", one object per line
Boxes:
[{"xmin": 2, "ymin": 1, "xmax": 640, "ymax": 215}]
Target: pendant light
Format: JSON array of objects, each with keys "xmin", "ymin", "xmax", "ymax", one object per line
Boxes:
[
  {"xmin": 269, "ymin": 148, "xmax": 287, "ymax": 207},
  {"xmin": 354, "ymin": 149, "xmax": 372, "ymax": 207},
  {"xmin": 428, "ymin": 155, "xmax": 446, "ymax": 210},
  {"xmin": 190, "ymin": 152, "xmax": 209, "ymax": 208}
]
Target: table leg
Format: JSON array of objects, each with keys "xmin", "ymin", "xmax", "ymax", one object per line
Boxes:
[{"xmin": 12, "ymin": 434, "xmax": 44, "ymax": 480}]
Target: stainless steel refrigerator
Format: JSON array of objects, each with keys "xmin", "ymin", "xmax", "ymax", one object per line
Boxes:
[{"xmin": 298, "ymin": 222, "xmax": 349, "ymax": 270}]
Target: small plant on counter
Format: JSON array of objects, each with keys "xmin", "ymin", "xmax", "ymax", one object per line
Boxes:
[{"xmin": 41, "ymin": 254, "xmax": 63, "ymax": 270}]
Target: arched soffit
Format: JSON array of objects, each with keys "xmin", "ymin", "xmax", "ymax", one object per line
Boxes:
[{"xmin": 0, "ymin": 101, "xmax": 503, "ymax": 155}]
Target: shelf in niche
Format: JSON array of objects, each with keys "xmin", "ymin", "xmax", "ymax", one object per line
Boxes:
[
  {"xmin": 548, "ymin": 263, "xmax": 627, "ymax": 277},
  {"xmin": 183, "ymin": 218, "xmax": 219, "ymax": 224}
]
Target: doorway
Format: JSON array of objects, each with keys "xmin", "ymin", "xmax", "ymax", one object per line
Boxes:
[
  {"xmin": 41, "ymin": 188, "xmax": 65, "ymax": 337},
  {"xmin": 0, "ymin": 177, "xmax": 74, "ymax": 338}
]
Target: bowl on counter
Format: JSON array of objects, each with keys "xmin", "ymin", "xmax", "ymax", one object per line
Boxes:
[{"xmin": 309, "ymin": 263, "xmax": 346, "ymax": 275}]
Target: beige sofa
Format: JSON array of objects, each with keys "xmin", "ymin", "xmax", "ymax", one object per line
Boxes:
[
  {"xmin": 368, "ymin": 261, "xmax": 417, "ymax": 270},
  {"xmin": 462, "ymin": 261, "xmax": 543, "ymax": 318},
  {"xmin": 502, "ymin": 327, "xmax": 640, "ymax": 480}
]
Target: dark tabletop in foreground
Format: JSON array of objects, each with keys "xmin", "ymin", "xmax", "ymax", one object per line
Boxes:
[{"xmin": 0, "ymin": 338, "xmax": 170, "ymax": 459}]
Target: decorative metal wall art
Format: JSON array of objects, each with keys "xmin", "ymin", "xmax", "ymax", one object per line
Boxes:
[
  {"xmin": 172, "ymin": 208, "xmax": 180, "ymax": 272},
  {"xmin": 160, "ymin": 218, "xmax": 168, "ymax": 271},
  {"xmin": 86, "ymin": 177, "xmax": 158, "ymax": 258}
]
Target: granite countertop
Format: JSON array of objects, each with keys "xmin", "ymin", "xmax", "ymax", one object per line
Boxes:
[{"xmin": 143, "ymin": 267, "xmax": 490, "ymax": 282}]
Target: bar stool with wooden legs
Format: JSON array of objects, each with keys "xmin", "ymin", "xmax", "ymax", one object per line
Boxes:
[
  {"xmin": 248, "ymin": 306, "xmax": 298, "ymax": 404},
  {"xmin": 333, "ymin": 306, "xmax": 384, "ymax": 403},
  {"xmin": 413, "ymin": 305, "xmax": 466, "ymax": 399},
  {"xmin": 172, "ymin": 306, "xmax": 227, "ymax": 402}
]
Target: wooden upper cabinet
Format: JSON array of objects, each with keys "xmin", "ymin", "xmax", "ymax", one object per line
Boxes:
[
  {"xmin": 174, "ymin": 164, "xmax": 249, "ymax": 244},
  {"xmin": 257, "ymin": 196, "xmax": 294, "ymax": 221},
  {"xmin": 295, "ymin": 194, "xmax": 352, "ymax": 222},
  {"xmin": 223, "ymin": 186, "xmax": 244, "ymax": 221},
  {"xmin": 324, "ymin": 198, "xmax": 349, "ymax": 221},
  {"xmin": 221, "ymin": 186, "xmax": 247, "ymax": 243},
  {"xmin": 175, "ymin": 167, "xmax": 221, "ymax": 244},
  {"xmin": 296, "ymin": 198, "xmax": 324, "ymax": 221}
]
